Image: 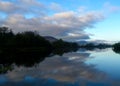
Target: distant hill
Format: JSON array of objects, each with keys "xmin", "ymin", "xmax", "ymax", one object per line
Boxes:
[
  {"xmin": 77, "ymin": 41, "xmax": 88, "ymax": 45},
  {"xmin": 77, "ymin": 40, "xmax": 110, "ymax": 45},
  {"xmin": 43, "ymin": 36, "xmax": 58, "ymax": 43}
]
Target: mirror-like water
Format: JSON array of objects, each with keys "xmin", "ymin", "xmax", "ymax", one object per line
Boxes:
[{"xmin": 0, "ymin": 48, "xmax": 120, "ymax": 86}]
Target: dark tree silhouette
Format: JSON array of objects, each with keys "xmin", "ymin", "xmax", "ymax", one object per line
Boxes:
[{"xmin": 113, "ymin": 42, "xmax": 120, "ymax": 54}]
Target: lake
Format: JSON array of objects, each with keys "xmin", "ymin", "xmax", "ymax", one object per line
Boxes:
[{"xmin": 0, "ymin": 48, "xmax": 120, "ymax": 86}]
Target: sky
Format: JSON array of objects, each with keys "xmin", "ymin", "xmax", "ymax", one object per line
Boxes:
[{"xmin": 0, "ymin": 0, "xmax": 120, "ymax": 42}]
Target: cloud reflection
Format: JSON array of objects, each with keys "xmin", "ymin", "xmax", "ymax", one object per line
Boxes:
[{"xmin": 0, "ymin": 50, "xmax": 117, "ymax": 86}]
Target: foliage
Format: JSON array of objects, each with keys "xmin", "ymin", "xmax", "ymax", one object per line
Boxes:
[
  {"xmin": 0, "ymin": 27, "xmax": 52, "ymax": 53},
  {"xmin": 113, "ymin": 42, "xmax": 120, "ymax": 54},
  {"xmin": 0, "ymin": 49, "xmax": 49, "ymax": 74},
  {"xmin": 0, "ymin": 27, "xmax": 53, "ymax": 73},
  {"xmin": 52, "ymin": 39, "xmax": 79, "ymax": 55},
  {"xmin": 0, "ymin": 27, "xmax": 80, "ymax": 73}
]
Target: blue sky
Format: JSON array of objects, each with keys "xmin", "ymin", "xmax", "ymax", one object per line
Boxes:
[{"xmin": 0, "ymin": 0, "xmax": 120, "ymax": 42}]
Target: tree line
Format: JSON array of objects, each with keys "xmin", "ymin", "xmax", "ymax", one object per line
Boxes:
[
  {"xmin": 0, "ymin": 27, "xmax": 52, "ymax": 53},
  {"xmin": 113, "ymin": 42, "xmax": 120, "ymax": 54},
  {"xmin": 0, "ymin": 26, "xmax": 119, "ymax": 73},
  {"xmin": 0, "ymin": 27, "xmax": 79, "ymax": 74},
  {"xmin": 0, "ymin": 27, "xmax": 79, "ymax": 53}
]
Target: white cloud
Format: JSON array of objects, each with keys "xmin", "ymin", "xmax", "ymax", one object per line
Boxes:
[{"xmin": 0, "ymin": 0, "xmax": 104, "ymax": 41}]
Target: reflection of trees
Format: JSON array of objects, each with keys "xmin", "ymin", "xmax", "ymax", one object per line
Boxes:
[
  {"xmin": 0, "ymin": 50, "xmax": 51, "ymax": 74},
  {"xmin": 0, "ymin": 26, "xmax": 53, "ymax": 73},
  {"xmin": 0, "ymin": 27, "xmax": 80, "ymax": 73},
  {"xmin": 0, "ymin": 48, "xmax": 79, "ymax": 74},
  {"xmin": 52, "ymin": 47, "xmax": 78, "ymax": 56},
  {"xmin": 4, "ymin": 52, "xmax": 109, "ymax": 83},
  {"xmin": 113, "ymin": 48, "xmax": 120, "ymax": 54},
  {"xmin": 0, "ymin": 27, "xmax": 58, "ymax": 73}
]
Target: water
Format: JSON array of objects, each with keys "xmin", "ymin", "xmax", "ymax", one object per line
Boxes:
[{"xmin": 0, "ymin": 48, "xmax": 120, "ymax": 86}]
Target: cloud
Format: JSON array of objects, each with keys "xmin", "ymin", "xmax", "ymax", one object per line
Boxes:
[
  {"xmin": 5, "ymin": 52, "xmax": 109, "ymax": 83},
  {"xmin": 77, "ymin": 6, "xmax": 87, "ymax": 13},
  {"xmin": 0, "ymin": 0, "xmax": 104, "ymax": 41},
  {"xmin": 0, "ymin": 0, "xmax": 46, "ymax": 15},
  {"xmin": 0, "ymin": 1, "xmax": 18, "ymax": 13},
  {"xmin": 104, "ymin": 2, "xmax": 120, "ymax": 13},
  {"xmin": 0, "ymin": 11, "xmax": 104, "ymax": 41},
  {"xmin": 49, "ymin": 2, "xmax": 64, "ymax": 12}
]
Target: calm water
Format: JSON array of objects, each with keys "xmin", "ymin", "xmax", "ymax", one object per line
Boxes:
[{"xmin": 0, "ymin": 48, "xmax": 120, "ymax": 86}]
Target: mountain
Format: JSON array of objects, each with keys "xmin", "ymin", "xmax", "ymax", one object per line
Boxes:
[
  {"xmin": 77, "ymin": 40, "xmax": 110, "ymax": 45},
  {"xmin": 77, "ymin": 41, "xmax": 88, "ymax": 45},
  {"xmin": 43, "ymin": 36, "xmax": 58, "ymax": 43}
]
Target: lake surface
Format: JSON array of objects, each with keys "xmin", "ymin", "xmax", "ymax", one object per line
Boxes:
[{"xmin": 0, "ymin": 48, "xmax": 120, "ymax": 86}]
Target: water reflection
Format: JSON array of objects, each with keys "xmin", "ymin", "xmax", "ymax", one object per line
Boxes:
[
  {"xmin": 86, "ymin": 48, "xmax": 120, "ymax": 80},
  {"xmin": 0, "ymin": 50, "xmax": 51, "ymax": 74},
  {"xmin": 0, "ymin": 48, "xmax": 120, "ymax": 86},
  {"xmin": 112, "ymin": 47, "xmax": 120, "ymax": 54}
]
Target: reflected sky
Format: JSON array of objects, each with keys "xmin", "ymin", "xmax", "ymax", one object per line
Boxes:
[
  {"xmin": 0, "ymin": 49, "xmax": 120, "ymax": 86},
  {"xmin": 86, "ymin": 49, "xmax": 120, "ymax": 80}
]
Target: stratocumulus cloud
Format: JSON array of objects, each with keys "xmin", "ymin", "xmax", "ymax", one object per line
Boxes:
[{"xmin": 0, "ymin": 0, "xmax": 104, "ymax": 41}]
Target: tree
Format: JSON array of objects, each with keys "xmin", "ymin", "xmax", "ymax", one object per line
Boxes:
[{"xmin": 113, "ymin": 42, "xmax": 120, "ymax": 54}]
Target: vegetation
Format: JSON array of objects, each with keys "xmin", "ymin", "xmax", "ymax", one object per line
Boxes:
[
  {"xmin": 52, "ymin": 39, "xmax": 79, "ymax": 55},
  {"xmin": 113, "ymin": 42, "xmax": 120, "ymax": 54},
  {"xmin": 0, "ymin": 50, "xmax": 48, "ymax": 74},
  {"xmin": 0, "ymin": 27, "xmax": 80, "ymax": 73},
  {"xmin": 0, "ymin": 27, "xmax": 114, "ymax": 73},
  {"xmin": 0, "ymin": 27, "xmax": 53, "ymax": 73},
  {"xmin": 0, "ymin": 27, "xmax": 52, "ymax": 53}
]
